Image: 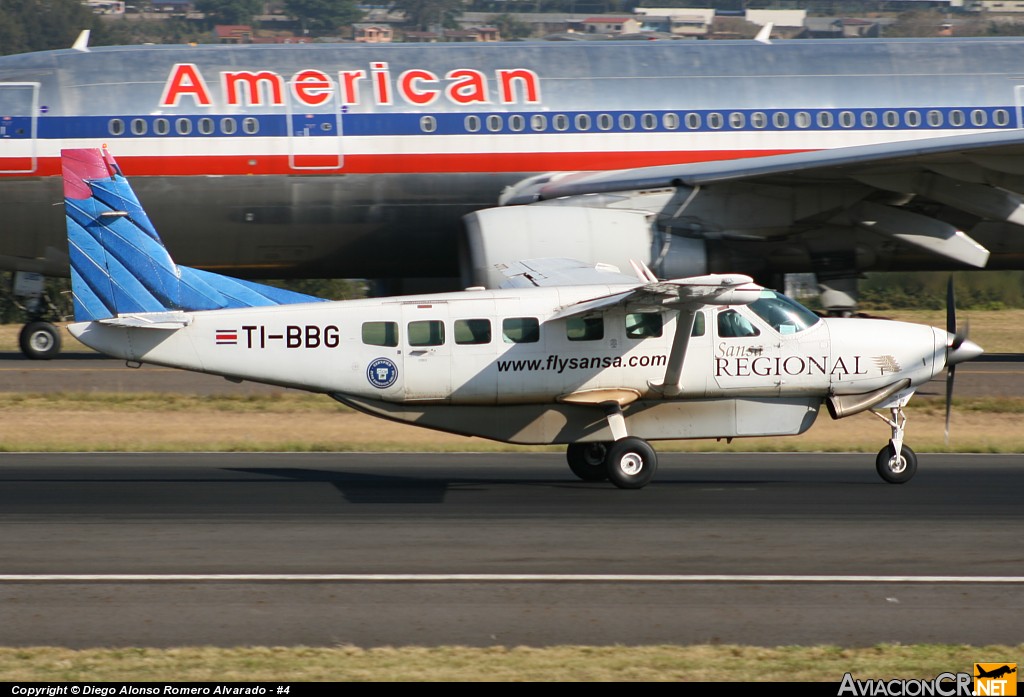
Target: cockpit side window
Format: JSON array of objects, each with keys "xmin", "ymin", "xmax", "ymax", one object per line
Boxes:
[
  {"xmin": 717, "ymin": 309, "xmax": 760, "ymax": 338},
  {"xmin": 747, "ymin": 290, "xmax": 820, "ymax": 335}
]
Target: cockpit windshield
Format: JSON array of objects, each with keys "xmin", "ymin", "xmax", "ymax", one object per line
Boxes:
[{"xmin": 748, "ymin": 290, "xmax": 820, "ymax": 335}]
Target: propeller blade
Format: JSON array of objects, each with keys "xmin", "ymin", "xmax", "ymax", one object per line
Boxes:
[
  {"xmin": 945, "ymin": 363, "xmax": 955, "ymax": 446},
  {"xmin": 946, "ymin": 276, "xmax": 956, "ymax": 337}
]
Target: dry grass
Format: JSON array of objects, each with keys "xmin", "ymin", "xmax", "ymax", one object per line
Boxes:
[{"xmin": 1, "ymin": 644, "xmax": 1020, "ymax": 681}]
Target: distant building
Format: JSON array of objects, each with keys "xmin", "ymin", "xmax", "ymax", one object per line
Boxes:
[
  {"xmin": 583, "ymin": 16, "xmax": 642, "ymax": 35},
  {"xmin": 353, "ymin": 23, "xmax": 393, "ymax": 43},
  {"xmin": 403, "ymin": 30, "xmax": 441, "ymax": 43},
  {"xmin": 83, "ymin": 0, "xmax": 125, "ymax": 14},
  {"xmin": 215, "ymin": 25, "xmax": 254, "ymax": 44}
]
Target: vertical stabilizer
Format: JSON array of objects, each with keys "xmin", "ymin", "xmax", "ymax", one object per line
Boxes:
[{"xmin": 63, "ymin": 148, "xmax": 326, "ymax": 322}]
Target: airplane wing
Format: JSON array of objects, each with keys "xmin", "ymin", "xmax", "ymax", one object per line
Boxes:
[
  {"xmin": 496, "ymin": 130, "xmax": 1024, "ymax": 280},
  {"xmin": 515, "ymin": 130, "xmax": 1024, "ymax": 197},
  {"xmin": 525, "ymin": 262, "xmax": 762, "ymax": 397}
]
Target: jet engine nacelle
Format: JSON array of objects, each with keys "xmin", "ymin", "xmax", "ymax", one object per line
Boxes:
[{"xmin": 462, "ymin": 205, "xmax": 708, "ymax": 288}]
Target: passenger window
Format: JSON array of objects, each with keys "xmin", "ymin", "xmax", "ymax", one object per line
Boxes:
[
  {"xmin": 408, "ymin": 320, "xmax": 444, "ymax": 347},
  {"xmin": 454, "ymin": 318, "xmax": 491, "ymax": 345},
  {"xmin": 625, "ymin": 312, "xmax": 662, "ymax": 339},
  {"xmin": 567, "ymin": 316, "xmax": 603, "ymax": 342},
  {"xmin": 502, "ymin": 317, "xmax": 539, "ymax": 344},
  {"xmin": 362, "ymin": 321, "xmax": 398, "ymax": 347},
  {"xmin": 717, "ymin": 310, "xmax": 760, "ymax": 338},
  {"xmin": 691, "ymin": 311, "xmax": 705, "ymax": 337}
]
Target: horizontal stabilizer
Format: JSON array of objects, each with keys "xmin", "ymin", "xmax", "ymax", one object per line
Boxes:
[
  {"xmin": 63, "ymin": 148, "xmax": 326, "ymax": 322},
  {"xmin": 97, "ymin": 311, "xmax": 192, "ymax": 329}
]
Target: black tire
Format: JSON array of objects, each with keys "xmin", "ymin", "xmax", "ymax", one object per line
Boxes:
[
  {"xmin": 875, "ymin": 444, "xmax": 918, "ymax": 484},
  {"xmin": 605, "ymin": 437, "xmax": 658, "ymax": 490},
  {"xmin": 566, "ymin": 442, "xmax": 610, "ymax": 482},
  {"xmin": 19, "ymin": 321, "xmax": 61, "ymax": 360}
]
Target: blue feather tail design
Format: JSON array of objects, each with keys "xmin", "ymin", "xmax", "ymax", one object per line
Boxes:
[{"xmin": 62, "ymin": 148, "xmax": 326, "ymax": 322}]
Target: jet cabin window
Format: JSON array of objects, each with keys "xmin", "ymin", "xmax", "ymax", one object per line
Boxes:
[
  {"xmin": 502, "ymin": 317, "xmax": 539, "ymax": 344},
  {"xmin": 362, "ymin": 321, "xmax": 398, "ymax": 347},
  {"xmin": 747, "ymin": 290, "xmax": 820, "ymax": 335}
]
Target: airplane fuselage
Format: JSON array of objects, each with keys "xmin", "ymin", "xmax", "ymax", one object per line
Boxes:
[
  {"xmin": 7, "ymin": 38, "xmax": 1024, "ymax": 281},
  {"xmin": 69, "ymin": 284, "xmax": 947, "ymax": 444}
]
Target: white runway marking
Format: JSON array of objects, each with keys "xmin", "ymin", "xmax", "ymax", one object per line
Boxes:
[{"xmin": 1, "ymin": 574, "xmax": 1024, "ymax": 583}]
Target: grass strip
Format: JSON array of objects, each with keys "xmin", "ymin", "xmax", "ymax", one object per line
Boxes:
[{"xmin": 2, "ymin": 644, "xmax": 1022, "ymax": 682}]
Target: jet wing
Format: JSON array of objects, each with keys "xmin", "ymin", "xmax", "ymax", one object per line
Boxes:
[
  {"xmin": 521, "ymin": 130, "xmax": 1024, "ymax": 197},
  {"xmin": 503, "ymin": 130, "xmax": 1024, "ymax": 271}
]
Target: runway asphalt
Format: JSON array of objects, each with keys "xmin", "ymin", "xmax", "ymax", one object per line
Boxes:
[{"xmin": 1, "ymin": 452, "xmax": 1022, "ymax": 648}]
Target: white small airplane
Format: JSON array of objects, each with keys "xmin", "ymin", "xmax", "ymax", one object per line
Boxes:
[{"xmin": 62, "ymin": 148, "xmax": 983, "ymax": 489}]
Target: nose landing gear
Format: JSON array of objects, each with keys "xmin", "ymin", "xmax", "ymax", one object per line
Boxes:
[{"xmin": 870, "ymin": 404, "xmax": 918, "ymax": 484}]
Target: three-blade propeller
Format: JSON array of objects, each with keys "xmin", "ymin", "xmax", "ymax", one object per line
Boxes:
[{"xmin": 945, "ymin": 277, "xmax": 976, "ymax": 445}]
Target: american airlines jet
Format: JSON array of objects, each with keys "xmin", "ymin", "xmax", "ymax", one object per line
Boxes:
[{"xmin": 3, "ymin": 36, "xmax": 1024, "ymax": 356}]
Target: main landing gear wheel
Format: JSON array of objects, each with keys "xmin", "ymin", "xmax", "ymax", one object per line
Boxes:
[
  {"xmin": 19, "ymin": 321, "xmax": 61, "ymax": 360},
  {"xmin": 566, "ymin": 442, "xmax": 610, "ymax": 482},
  {"xmin": 605, "ymin": 437, "xmax": 658, "ymax": 490},
  {"xmin": 875, "ymin": 444, "xmax": 917, "ymax": 484}
]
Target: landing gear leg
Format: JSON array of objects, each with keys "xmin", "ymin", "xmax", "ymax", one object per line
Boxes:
[
  {"xmin": 871, "ymin": 405, "xmax": 918, "ymax": 484},
  {"xmin": 603, "ymin": 402, "xmax": 658, "ymax": 489}
]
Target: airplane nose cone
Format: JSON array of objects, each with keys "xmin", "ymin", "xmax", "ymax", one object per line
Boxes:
[{"xmin": 947, "ymin": 336, "xmax": 983, "ymax": 366}]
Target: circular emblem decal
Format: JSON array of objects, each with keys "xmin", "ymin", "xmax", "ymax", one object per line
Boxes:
[{"xmin": 366, "ymin": 357, "xmax": 398, "ymax": 389}]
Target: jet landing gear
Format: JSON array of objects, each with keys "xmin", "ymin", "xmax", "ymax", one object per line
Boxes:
[
  {"xmin": 19, "ymin": 321, "xmax": 62, "ymax": 360},
  {"xmin": 871, "ymin": 405, "xmax": 918, "ymax": 485}
]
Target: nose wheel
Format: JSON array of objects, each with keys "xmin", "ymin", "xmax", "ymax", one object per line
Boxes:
[
  {"xmin": 871, "ymin": 404, "xmax": 918, "ymax": 484},
  {"xmin": 875, "ymin": 443, "xmax": 918, "ymax": 484}
]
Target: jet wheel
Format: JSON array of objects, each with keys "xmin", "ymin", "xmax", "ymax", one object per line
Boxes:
[
  {"xmin": 605, "ymin": 437, "xmax": 658, "ymax": 490},
  {"xmin": 566, "ymin": 442, "xmax": 610, "ymax": 482},
  {"xmin": 875, "ymin": 444, "xmax": 917, "ymax": 485},
  {"xmin": 19, "ymin": 321, "xmax": 61, "ymax": 360}
]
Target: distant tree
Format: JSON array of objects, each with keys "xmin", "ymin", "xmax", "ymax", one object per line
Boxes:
[
  {"xmin": 0, "ymin": 0, "xmax": 97, "ymax": 55},
  {"xmin": 488, "ymin": 13, "xmax": 532, "ymax": 39},
  {"xmin": 392, "ymin": 0, "xmax": 465, "ymax": 32},
  {"xmin": 284, "ymin": 0, "xmax": 361, "ymax": 34},
  {"xmin": 883, "ymin": 10, "xmax": 945, "ymax": 38},
  {"xmin": 194, "ymin": 0, "xmax": 264, "ymax": 25}
]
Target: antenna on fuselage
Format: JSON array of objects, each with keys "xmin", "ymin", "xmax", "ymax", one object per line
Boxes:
[{"xmin": 72, "ymin": 30, "xmax": 91, "ymax": 52}]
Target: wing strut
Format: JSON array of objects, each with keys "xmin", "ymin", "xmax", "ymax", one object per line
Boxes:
[{"xmin": 651, "ymin": 308, "xmax": 697, "ymax": 397}]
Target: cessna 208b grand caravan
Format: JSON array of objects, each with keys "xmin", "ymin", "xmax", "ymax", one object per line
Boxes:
[
  {"xmin": 4, "ymin": 36, "xmax": 1024, "ymax": 357},
  {"xmin": 63, "ymin": 148, "xmax": 983, "ymax": 487}
]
